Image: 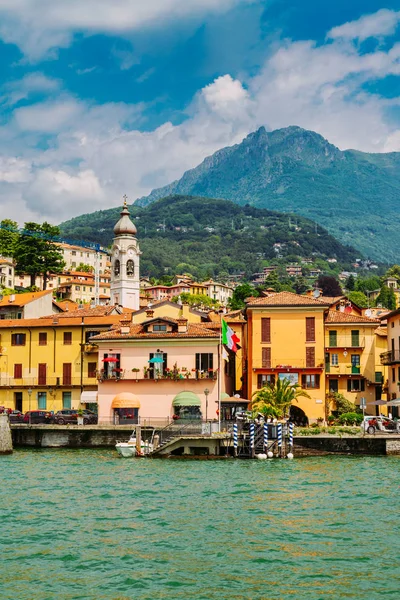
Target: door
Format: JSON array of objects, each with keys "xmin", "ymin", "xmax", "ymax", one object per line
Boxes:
[
  {"xmin": 63, "ymin": 363, "xmax": 72, "ymax": 386},
  {"xmin": 38, "ymin": 363, "xmax": 47, "ymax": 385},
  {"xmin": 14, "ymin": 392, "xmax": 23, "ymax": 412}
]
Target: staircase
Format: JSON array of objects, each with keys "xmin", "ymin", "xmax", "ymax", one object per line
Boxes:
[{"xmin": 151, "ymin": 420, "xmax": 205, "ymax": 456}]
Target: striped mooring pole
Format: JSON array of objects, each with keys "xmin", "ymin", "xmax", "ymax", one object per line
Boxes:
[
  {"xmin": 263, "ymin": 423, "xmax": 268, "ymax": 452},
  {"xmin": 249, "ymin": 423, "xmax": 255, "ymax": 458},
  {"xmin": 288, "ymin": 422, "xmax": 294, "ymax": 458},
  {"xmin": 233, "ymin": 423, "xmax": 238, "ymax": 457},
  {"xmin": 277, "ymin": 423, "xmax": 283, "ymax": 458}
]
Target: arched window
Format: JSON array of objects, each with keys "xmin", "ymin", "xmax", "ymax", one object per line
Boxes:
[
  {"xmin": 126, "ymin": 260, "xmax": 134, "ymax": 276},
  {"xmin": 114, "ymin": 259, "xmax": 120, "ymax": 276}
]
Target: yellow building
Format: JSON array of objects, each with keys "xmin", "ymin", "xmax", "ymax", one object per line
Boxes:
[
  {"xmin": 246, "ymin": 292, "xmax": 329, "ymax": 423},
  {"xmin": 324, "ymin": 311, "xmax": 385, "ymax": 415},
  {"xmin": 0, "ymin": 308, "xmax": 125, "ymax": 413}
]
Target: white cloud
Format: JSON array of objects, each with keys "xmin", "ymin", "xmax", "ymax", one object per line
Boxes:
[
  {"xmin": 328, "ymin": 9, "xmax": 400, "ymax": 41},
  {"xmin": 0, "ymin": 0, "xmax": 251, "ymax": 59},
  {"xmin": 1, "ymin": 9, "xmax": 400, "ymax": 225},
  {"xmin": 2, "ymin": 72, "xmax": 60, "ymax": 106}
]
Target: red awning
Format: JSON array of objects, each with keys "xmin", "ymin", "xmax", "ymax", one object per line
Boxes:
[{"xmin": 103, "ymin": 357, "xmax": 118, "ymax": 362}]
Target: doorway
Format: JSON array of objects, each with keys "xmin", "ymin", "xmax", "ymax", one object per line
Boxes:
[{"xmin": 15, "ymin": 392, "xmax": 23, "ymax": 412}]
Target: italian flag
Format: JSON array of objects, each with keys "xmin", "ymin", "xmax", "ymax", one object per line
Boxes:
[{"xmin": 222, "ymin": 319, "xmax": 240, "ymax": 352}]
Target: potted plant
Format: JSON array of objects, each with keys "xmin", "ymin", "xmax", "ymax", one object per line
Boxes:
[
  {"xmin": 132, "ymin": 367, "xmax": 140, "ymax": 381},
  {"xmin": 77, "ymin": 408, "xmax": 84, "ymax": 426},
  {"xmin": 143, "ymin": 366, "xmax": 149, "ymax": 379}
]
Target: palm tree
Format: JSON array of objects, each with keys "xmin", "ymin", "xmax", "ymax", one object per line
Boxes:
[{"xmin": 252, "ymin": 377, "xmax": 311, "ymax": 420}]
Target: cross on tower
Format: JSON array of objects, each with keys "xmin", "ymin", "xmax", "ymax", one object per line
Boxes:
[{"xmin": 123, "ymin": 194, "xmax": 128, "ymax": 206}]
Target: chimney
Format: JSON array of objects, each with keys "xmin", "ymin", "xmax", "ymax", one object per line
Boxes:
[
  {"xmin": 120, "ymin": 319, "xmax": 131, "ymax": 334},
  {"xmin": 146, "ymin": 309, "xmax": 154, "ymax": 319},
  {"xmin": 177, "ymin": 318, "xmax": 188, "ymax": 333},
  {"xmin": 53, "ymin": 316, "xmax": 58, "ymax": 325}
]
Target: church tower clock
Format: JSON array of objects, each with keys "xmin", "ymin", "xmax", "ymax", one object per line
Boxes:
[{"xmin": 110, "ymin": 196, "xmax": 141, "ymax": 310}]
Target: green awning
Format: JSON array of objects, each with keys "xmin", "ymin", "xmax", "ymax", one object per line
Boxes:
[{"xmin": 172, "ymin": 391, "xmax": 201, "ymax": 407}]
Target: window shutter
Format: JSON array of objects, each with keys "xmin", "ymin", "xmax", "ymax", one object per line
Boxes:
[
  {"xmin": 361, "ymin": 379, "xmax": 365, "ymax": 392},
  {"xmin": 262, "ymin": 347, "xmax": 271, "ymax": 368},
  {"xmin": 301, "ymin": 374, "xmax": 306, "ymax": 388},
  {"xmin": 315, "ymin": 375, "xmax": 320, "ymax": 388},
  {"xmin": 306, "ymin": 347, "xmax": 315, "ymax": 368},
  {"xmin": 257, "ymin": 374, "xmax": 263, "ymax": 388},
  {"xmin": 149, "ymin": 353, "xmax": 154, "ymax": 379},
  {"xmin": 195, "ymin": 353, "xmax": 200, "ymax": 371},
  {"xmin": 347, "ymin": 379, "xmax": 351, "ymax": 392},
  {"xmin": 306, "ymin": 317, "xmax": 315, "ymax": 342},
  {"xmin": 163, "ymin": 353, "xmax": 168, "ymax": 373},
  {"xmin": 209, "ymin": 353, "xmax": 213, "ymax": 370},
  {"xmin": 14, "ymin": 364, "xmax": 22, "ymax": 379},
  {"xmin": 261, "ymin": 318, "xmax": 271, "ymax": 343},
  {"xmin": 329, "ymin": 331, "xmax": 337, "ymax": 347}
]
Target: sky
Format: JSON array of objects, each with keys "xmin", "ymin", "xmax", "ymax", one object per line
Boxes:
[{"xmin": 0, "ymin": 0, "xmax": 400, "ymax": 224}]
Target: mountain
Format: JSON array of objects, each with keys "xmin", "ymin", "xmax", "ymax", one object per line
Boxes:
[
  {"xmin": 60, "ymin": 195, "xmax": 361, "ymax": 280},
  {"xmin": 135, "ymin": 126, "xmax": 400, "ymax": 261}
]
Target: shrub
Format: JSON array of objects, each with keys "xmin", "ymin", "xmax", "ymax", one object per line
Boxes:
[{"xmin": 337, "ymin": 412, "xmax": 363, "ymax": 426}]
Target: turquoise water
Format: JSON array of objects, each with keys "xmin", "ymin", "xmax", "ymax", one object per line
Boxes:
[{"xmin": 0, "ymin": 451, "xmax": 399, "ymax": 600}]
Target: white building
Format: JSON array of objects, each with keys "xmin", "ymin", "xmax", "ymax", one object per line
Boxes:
[
  {"xmin": 56, "ymin": 243, "xmax": 109, "ymax": 273},
  {"xmin": 0, "ymin": 258, "xmax": 15, "ymax": 289},
  {"xmin": 110, "ymin": 200, "xmax": 141, "ymax": 310},
  {"xmin": 203, "ymin": 280, "xmax": 234, "ymax": 305}
]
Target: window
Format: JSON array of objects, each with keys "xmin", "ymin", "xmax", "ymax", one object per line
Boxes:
[
  {"xmin": 153, "ymin": 324, "xmax": 167, "ymax": 332},
  {"xmin": 329, "ymin": 330, "xmax": 337, "ymax": 347},
  {"xmin": 85, "ymin": 331, "xmax": 100, "ymax": 343},
  {"xmin": 114, "ymin": 259, "xmax": 120, "ymax": 276},
  {"xmin": 261, "ymin": 318, "xmax": 271, "ymax": 343},
  {"xmin": 347, "ymin": 379, "xmax": 365, "ymax": 392},
  {"xmin": 302, "ymin": 374, "xmax": 320, "ymax": 389},
  {"xmin": 148, "ymin": 352, "xmax": 167, "ymax": 379},
  {"xmin": 257, "ymin": 374, "xmax": 275, "ymax": 388},
  {"xmin": 392, "ymin": 368, "xmax": 396, "ymax": 383},
  {"xmin": 39, "ymin": 332, "xmax": 47, "ymax": 346},
  {"xmin": 14, "ymin": 364, "xmax": 22, "ymax": 379},
  {"xmin": 375, "ymin": 371, "xmax": 383, "ymax": 384},
  {"xmin": 37, "ymin": 392, "xmax": 47, "ymax": 409},
  {"xmin": 195, "ymin": 353, "xmax": 213, "ymax": 377},
  {"xmin": 75, "ymin": 286, "xmax": 80, "ymax": 291},
  {"xmin": 11, "ymin": 333, "xmax": 26, "ymax": 346},
  {"xmin": 331, "ymin": 353, "xmax": 339, "ymax": 366},
  {"xmin": 392, "ymin": 321, "xmax": 395, "ymax": 328},
  {"xmin": 306, "ymin": 347, "xmax": 315, "ymax": 368},
  {"xmin": 262, "ymin": 347, "xmax": 271, "ymax": 368},
  {"xmin": 83, "ymin": 287, "xmax": 86, "ymax": 291},
  {"xmin": 63, "ymin": 392, "xmax": 72, "ymax": 409},
  {"xmin": 63, "ymin": 332, "xmax": 72, "ymax": 345},
  {"xmin": 88, "ymin": 362, "xmax": 97, "ymax": 378},
  {"xmin": 63, "ymin": 363, "xmax": 72, "ymax": 386},
  {"xmin": 72, "ymin": 251, "xmax": 76, "ymax": 256},
  {"xmin": 351, "ymin": 330, "xmax": 360, "ymax": 347},
  {"xmin": 38, "ymin": 363, "xmax": 47, "ymax": 385},
  {"xmin": 126, "ymin": 260, "xmax": 134, "ymax": 276},
  {"xmin": 329, "ymin": 379, "xmax": 338, "ymax": 393},
  {"xmin": 351, "ymin": 354, "xmax": 360, "ymax": 373},
  {"xmin": 305, "ymin": 317, "xmax": 315, "ymax": 342}
]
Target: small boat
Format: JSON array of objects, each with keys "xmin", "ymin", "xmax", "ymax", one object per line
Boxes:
[{"xmin": 115, "ymin": 434, "xmax": 154, "ymax": 458}]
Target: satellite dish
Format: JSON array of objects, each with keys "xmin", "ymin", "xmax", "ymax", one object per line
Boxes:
[{"xmin": 365, "ymin": 309, "xmax": 372, "ymax": 317}]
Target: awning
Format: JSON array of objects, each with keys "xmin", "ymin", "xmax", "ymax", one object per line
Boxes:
[
  {"xmin": 172, "ymin": 391, "xmax": 201, "ymax": 407},
  {"xmin": 222, "ymin": 397, "xmax": 250, "ymax": 404},
  {"xmin": 81, "ymin": 391, "xmax": 98, "ymax": 404},
  {"xmin": 385, "ymin": 399, "xmax": 400, "ymax": 406},
  {"xmin": 103, "ymin": 357, "xmax": 118, "ymax": 362},
  {"xmin": 368, "ymin": 400, "xmax": 387, "ymax": 406},
  {"xmin": 149, "ymin": 356, "xmax": 164, "ymax": 363},
  {"xmin": 111, "ymin": 393, "xmax": 141, "ymax": 409}
]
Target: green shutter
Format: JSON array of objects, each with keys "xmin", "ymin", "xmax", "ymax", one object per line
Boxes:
[{"xmin": 329, "ymin": 331, "xmax": 337, "ymax": 347}]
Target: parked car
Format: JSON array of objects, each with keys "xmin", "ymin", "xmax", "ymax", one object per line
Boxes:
[
  {"xmin": 8, "ymin": 410, "xmax": 24, "ymax": 423},
  {"xmin": 53, "ymin": 409, "xmax": 97, "ymax": 425},
  {"xmin": 361, "ymin": 416, "xmax": 399, "ymax": 434},
  {"xmin": 23, "ymin": 410, "xmax": 53, "ymax": 424}
]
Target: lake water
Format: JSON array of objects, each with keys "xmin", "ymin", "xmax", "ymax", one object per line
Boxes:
[{"xmin": 0, "ymin": 450, "xmax": 399, "ymax": 600}]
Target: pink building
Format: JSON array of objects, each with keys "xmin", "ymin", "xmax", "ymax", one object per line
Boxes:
[{"xmin": 92, "ymin": 316, "xmax": 221, "ymax": 424}]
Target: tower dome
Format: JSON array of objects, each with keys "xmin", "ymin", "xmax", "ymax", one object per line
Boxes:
[{"xmin": 113, "ymin": 197, "xmax": 137, "ymax": 236}]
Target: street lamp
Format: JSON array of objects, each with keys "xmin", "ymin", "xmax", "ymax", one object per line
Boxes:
[{"xmin": 204, "ymin": 388, "xmax": 209, "ymax": 422}]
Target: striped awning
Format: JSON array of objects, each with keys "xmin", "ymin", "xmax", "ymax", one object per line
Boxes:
[{"xmin": 80, "ymin": 391, "xmax": 98, "ymax": 404}]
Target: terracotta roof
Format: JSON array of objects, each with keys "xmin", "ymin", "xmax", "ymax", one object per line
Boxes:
[
  {"xmin": 52, "ymin": 300, "xmax": 79, "ymax": 312},
  {"xmin": 0, "ymin": 290, "xmax": 52, "ymax": 308},
  {"xmin": 40, "ymin": 305, "xmax": 133, "ymax": 319},
  {"xmin": 374, "ymin": 326, "xmax": 387, "ymax": 337},
  {"xmin": 92, "ymin": 322, "xmax": 219, "ymax": 341},
  {"xmin": 246, "ymin": 291, "xmax": 331, "ymax": 307},
  {"xmin": 316, "ymin": 296, "xmax": 345, "ymax": 305},
  {"xmin": 325, "ymin": 310, "xmax": 380, "ymax": 324},
  {"xmin": 0, "ymin": 315, "xmax": 125, "ymax": 328}
]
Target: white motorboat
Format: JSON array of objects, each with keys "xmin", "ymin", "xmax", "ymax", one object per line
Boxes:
[{"xmin": 115, "ymin": 434, "xmax": 154, "ymax": 458}]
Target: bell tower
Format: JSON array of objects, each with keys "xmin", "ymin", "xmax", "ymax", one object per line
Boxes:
[{"xmin": 110, "ymin": 195, "xmax": 141, "ymax": 310}]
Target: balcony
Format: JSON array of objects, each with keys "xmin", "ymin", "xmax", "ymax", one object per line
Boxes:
[
  {"xmin": 0, "ymin": 376, "xmax": 95, "ymax": 387},
  {"xmin": 380, "ymin": 350, "xmax": 400, "ymax": 365},
  {"xmin": 82, "ymin": 343, "xmax": 98, "ymax": 353},
  {"xmin": 105, "ymin": 368, "xmax": 217, "ymax": 382},
  {"xmin": 253, "ymin": 361, "xmax": 325, "ymax": 371},
  {"xmin": 325, "ymin": 336, "xmax": 365, "ymax": 349}
]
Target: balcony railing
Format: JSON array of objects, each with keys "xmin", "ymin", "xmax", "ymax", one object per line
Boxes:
[
  {"xmin": 100, "ymin": 369, "xmax": 217, "ymax": 382},
  {"xmin": 325, "ymin": 364, "xmax": 362, "ymax": 375},
  {"xmin": 0, "ymin": 376, "xmax": 97, "ymax": 387},
  {"xmin": 380, "ymin": 350, "xmax": 400, "ymax": 365},
  {"xmin": 253, "ymin": 361, "xmax": 325, "ymax": 370},
  {"xmin": 325, "ymin": 336, "xmax": 365, "ymax": 348}
]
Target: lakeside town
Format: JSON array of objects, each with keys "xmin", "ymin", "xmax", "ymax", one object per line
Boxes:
[{"xmin": 1, "ymin": 198, "xmax": 400, "ymax": 451}]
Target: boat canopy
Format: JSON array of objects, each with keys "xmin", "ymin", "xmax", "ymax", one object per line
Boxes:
[
  {"xmin": 172, "ymin": 391, "xmax": 201, "ymax": 407},
  {"xmin": 111, "ymin": 393, "xmax": 141, "ymax": 409}
]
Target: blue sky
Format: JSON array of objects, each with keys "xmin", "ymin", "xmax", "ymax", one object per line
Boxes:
[{"xmin": 0, "ymin": 1, "xmax": 399, "ymax": 223}]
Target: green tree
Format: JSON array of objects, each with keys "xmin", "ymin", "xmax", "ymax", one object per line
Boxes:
[
  {"xmin": 317, "ymin": 275, "xmax": 342, "ymax": 296},
  {"xmin": 264, "ymin": 270, "xmax": 281, "ymax": 292},
  {"xmin": 355, "ymin": 276, "xmax": 381, "ymax": 294},
  {"xmin": 76, "ymin": 263, "xmax": 94, "ymax": 273},
  {"xmin": 384, "ymin": 265, "xmax": 400, "ymax": 281},
  {"xmin": 375, "ymin": 286, "xmax": 396, "ymax": 310},
  {"xmin": 0, "ymin": 219, "xmax": 18, "ymax": 256},
  {"xmin": 172, "ymin": 292, "xmax": 217, "ymax": 308},
  {"xmin": 346, "ymin": 274, "xmax": 355, "ymax": 291},
  {"xmin": 14, "ymin": 222, "xmax": 65, "ymax": 289},
  {"xmin": 348, "ymin": 290, "xmax": 368, "ymax": 308},
  {"xmin": 293, "ymin": 276, "xmax": 308, "ymax": 294},
  {"xmin": 229, "ymin": 283, "xmax": 258, "ymax": 309},
  {"xmin": 252, "ymin": 378, "xmax": 311, "ymax": 420}
]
